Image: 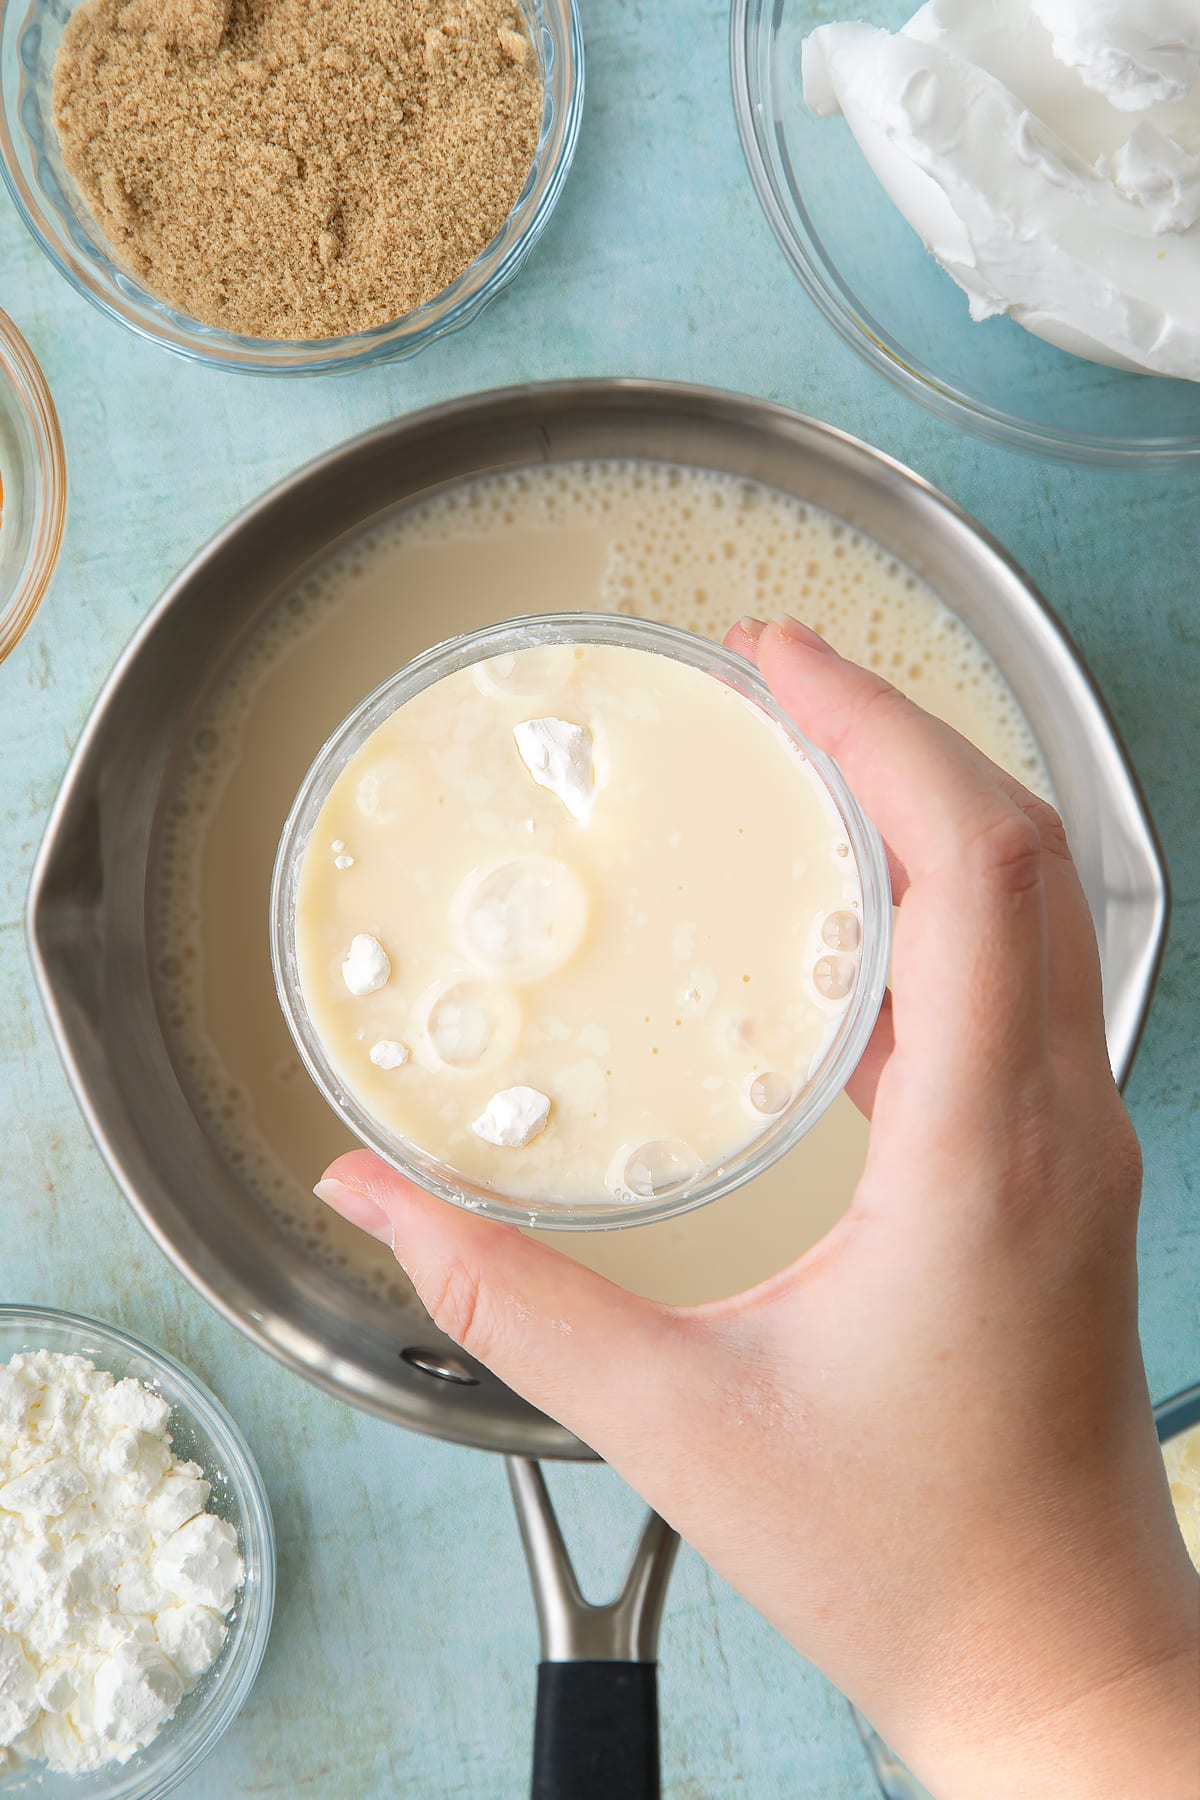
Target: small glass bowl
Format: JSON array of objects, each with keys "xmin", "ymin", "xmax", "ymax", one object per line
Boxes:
[
  {"xmin": 0, "ymin": 1305, "xmax": 275, "ymax": 1800},
  {"xmin": 730, "ymin": 0, "xmax": 1200, "ymax": 466},
  {"xmin": 0, "ymin": 309, "xmax": 64, "ymax": 662},
  {"xmin": 0, "ymin": 0, "xmax": 583, "ymax": 375},
  {"xmin": 1156, "ymin": 1381, "xmax": 1200, "ymax": 1448},
  {"xmin": 271, "ymin": 613, "xmax": 891, "ymax": 1231},
  {"xmin": 853, "ymin": 1382, "xmax": 1200, "ymax": 1799}
]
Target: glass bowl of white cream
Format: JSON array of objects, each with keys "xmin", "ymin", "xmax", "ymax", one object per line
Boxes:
[
  {"xmin": 270, "ymin": 613, "xmax": 891, "ymax": 1231},
  {"xmin": 731, "ymin": 0, "xmax": 1200, "ymax": 465},
  {"xmin": 0, "ymin": 1306, "xmax": 274, "ymax": 1799}
]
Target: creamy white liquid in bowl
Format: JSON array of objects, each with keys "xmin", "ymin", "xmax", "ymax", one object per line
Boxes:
[{"xmin": 275, "ymin": 622, "xmax": 888, "ymax": 1224}]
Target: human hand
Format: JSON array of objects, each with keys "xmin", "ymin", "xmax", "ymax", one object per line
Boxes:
[{"xmin": 315, "ymin": 617, "xmax": 1200, "ymax": 1798}]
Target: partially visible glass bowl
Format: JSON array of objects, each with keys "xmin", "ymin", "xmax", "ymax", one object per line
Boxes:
[
  {"xmin": 1156, "ymin": 1381, "xmax": 1200, "ymax": 1447},
  {"xmin": 0, "ymin": 1306, "xmax": 274, "ymax": 1799},
  {"xmin": 730, "ymin": 0, "xmax": 1200, "ymax": 466},
  {"xmin": 0, "ymin": 0, "xmax": 583, "ymax": 375},
  {"xmin": 0, "ymin": 308, "xmax": 64, "ymax": 662},
  {"xmin": 854, "ymin": 1381, "xmax": 1200, "ymax": 1798}
]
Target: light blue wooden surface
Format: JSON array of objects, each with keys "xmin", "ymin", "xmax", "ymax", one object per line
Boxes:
[{"xmin": 1, "ymin": 3, "xmax": 1197, "ymax": 1795}]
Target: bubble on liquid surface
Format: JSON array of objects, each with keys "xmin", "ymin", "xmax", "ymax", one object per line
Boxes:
[
  {"xmin": 472, "ymin": 645, "xmax": 575, "ymax": 703},
  {"xmin": 748, "ymin": 1072, "xmax": 791, "ymax": 1116},
  {"xmin": 813, "ymin": 954, "xmax": 856, "ymax": 1000},
  {"xmin": 621, "ymin": 1139, "xmax": 702, "ymax": 1200},
  {"xmin": 821, "ymin": 910, "xmax": 861, "ymax": 952},
  {"xmin": 356, "ymin": 760, "xmax": 412, "ymax": 823},
  {"xmin": 420, "ymin": 979, "xmax": 521, "ymax": 1070},
  {"xmin": 453, "ymin": 855, "xmax": 588, "ymax": 982}
]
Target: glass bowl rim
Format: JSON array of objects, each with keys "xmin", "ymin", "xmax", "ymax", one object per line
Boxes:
[
  {"xmin": 270, "ymin": 610, "xmax": 892, "ymax": 1233},
  {"xmin": 0, "ymin": 1302, "xmax": 275, "ymax": 1800},
  {"xmin": 728, "ymin": 0, "xmax": 1200, "ymax": 469},
  {"xmin": 0, "ymin": 305, "xmax": 66, "ymax": 662},
  {"xmin": 0, "ymin": 0, "xmax": 584, "ymax": 375},
  {"xmin": 1155, "ymin": 1379, "xmax": 1200, "ymax": 1443}
]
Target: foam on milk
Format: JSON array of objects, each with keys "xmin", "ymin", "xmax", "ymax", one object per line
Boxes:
[{"xmin": 153, "ymin": 459, "xmax": 1051, "ymax": 1306}]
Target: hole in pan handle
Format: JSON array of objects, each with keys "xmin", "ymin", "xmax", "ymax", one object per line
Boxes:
[{"xmin": 506, "ymin": 1456, "xmax": 680, "ymax": 1800}]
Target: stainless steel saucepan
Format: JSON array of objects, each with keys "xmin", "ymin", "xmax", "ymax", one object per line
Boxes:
[{"xmin": 27, "ymin": 381, "xmax": 1167, "ymax": 1797}]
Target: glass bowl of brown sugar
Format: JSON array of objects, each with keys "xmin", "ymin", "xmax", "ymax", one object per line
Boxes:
[{"xmin": 0, "ymin": 0, "xmax": 583, "ymax": 375}]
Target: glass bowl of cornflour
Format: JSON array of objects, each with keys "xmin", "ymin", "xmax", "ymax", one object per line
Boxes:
[
  {"xmin": 271, "ymin": 613, "xmax": 892, "ymax": 1229},
  {"xmin": 0, "ymin": 0, "xmax": 583, "ymax": 374},
  {"xmin": 0, "ymin": 1306, "xmax": 274, "ymax": 1798}
]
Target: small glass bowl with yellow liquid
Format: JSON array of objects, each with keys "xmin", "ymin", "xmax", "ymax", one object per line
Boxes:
[{"xmin": 271, "ymin": 614, "xmax": 890, "ymax": 1230}]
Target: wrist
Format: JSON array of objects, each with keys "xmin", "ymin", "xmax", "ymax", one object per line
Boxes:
[
  {"xmin": 904, "ymin": 1619, "xmax": 1200, "ymax": 1800},
  {"xmin": 850, "ymin": 1423, "xmax": 1200, "ymax": 1800}
]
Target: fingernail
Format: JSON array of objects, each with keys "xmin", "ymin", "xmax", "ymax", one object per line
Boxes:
[
  {"xmin": 771, "ymin": 614, "xmax": 833, "ymax": 653},
  {"xmin": 739, "ymin": 616, "xmax": 767, "ymax": 642},
  {"xmin": 314, "ymin": 1177, "xmax": 394, "ymax": 1247}
]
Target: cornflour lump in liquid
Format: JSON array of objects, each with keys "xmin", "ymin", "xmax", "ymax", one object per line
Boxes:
[
  {"xmin": 291, "ymin": 643, "xmax": 865, "ymax": 1207},
  {"xmin": 154, "ymin": 460, "xmax": 1050, "ymax": 1304}
]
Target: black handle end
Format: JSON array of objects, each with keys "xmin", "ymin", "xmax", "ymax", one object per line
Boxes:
[{"xmin": 532, "ymin": 1660, "xmax": 660, "ymax": 1800}]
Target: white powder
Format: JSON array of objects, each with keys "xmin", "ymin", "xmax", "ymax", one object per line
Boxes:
[
  {"xmin": 341, "ymin": 932, "xmax": 391, "ymax": 996},
  {"xmin": 0, "ymin": 1350, "xmax": 244, "ymax": 1774},
  {"xmin": 512, "ymin": 717, "xmax": 597, "ymax": 823},
  {"xmin": 472, "ymin": 1085, "xmax": 552, "ymax": 1148}
]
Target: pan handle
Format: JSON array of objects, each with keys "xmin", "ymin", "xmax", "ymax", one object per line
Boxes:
[
  {"xmin": 531, "ymin": 1662, "xmax": 659, "ymax": 1799},
  {"xmin": 507, "ymin": 1457, "xmax": 679, "ymax": 1800}
]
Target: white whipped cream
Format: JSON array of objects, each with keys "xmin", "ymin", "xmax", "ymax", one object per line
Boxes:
[
  {"xmin": 1031, "ymin": 0, "xmax": 1200, "ymax": 109},
  {"xmin": 471, "ymin": 1085, "xmax": 552, "ymax": 1148},
  {"xmin": 1109, "ymin": 123, "xmax": 1200, "ymax": 230},
  {"xmin": 513, "ymin": 718, "xmax": 597, "ymax": 824},
  {"xmin": 369, "ymin": 1038, "xmax": 409, "ymax": 1070},
  {"xmin": 803, "ymin": 0, "xmax": 1200, "ymax": 379},
  {"xmin": 0, "ymin": 1351, "xmax": 243, "ymax": 1775},
  {"xmin": 341, "ymin": 932, "xmax": 390, "ymax": 996}
]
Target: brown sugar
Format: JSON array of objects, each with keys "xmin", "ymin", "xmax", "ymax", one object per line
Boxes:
[{"xmin": 52, "ymin": 0, "xmax": 543, "ymax": 340}]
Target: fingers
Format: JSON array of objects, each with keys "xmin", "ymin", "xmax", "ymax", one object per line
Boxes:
[
  {"xmin": 729, "ymin": 616, "xmax": 1109, "ymax": 1074},
  {"xmin": 843, "ymin": 987, "xmax": 895, "ymax": 1118},
  {"xmin": 315, "ymin": 1150, "xmax": 702, "ymax": 1456},
  {"xmin": 727, "ymin": 620, "xmax": 914, "ymax": 903},
  {"xmin": 731, "ymin": 617, "xmax": 1062, "ymax": 1085}
]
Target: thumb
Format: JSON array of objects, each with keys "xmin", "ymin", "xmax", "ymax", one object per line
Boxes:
[{"xmin": 315, "ymin": 1150, "xmax": 699, "ymax": 1453}]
